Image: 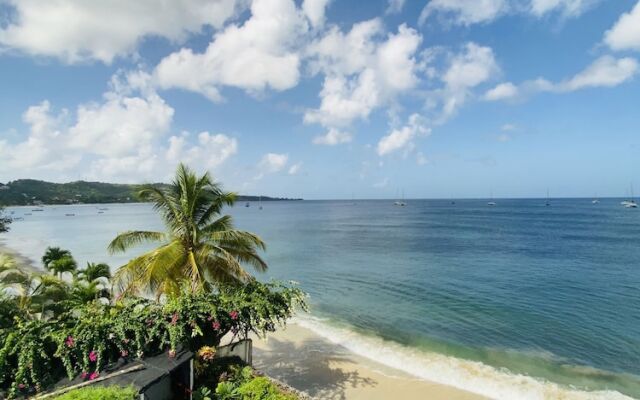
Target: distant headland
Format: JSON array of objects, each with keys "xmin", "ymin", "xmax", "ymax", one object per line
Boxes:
[{"xmin": 0, "ymin": 179, "xmax": 301, "ymax": 206}]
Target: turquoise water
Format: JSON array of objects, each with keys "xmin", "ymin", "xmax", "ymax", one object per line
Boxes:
[{"xmin": 2, "ymin": 200, "xmax": 640, "ymax": 399}]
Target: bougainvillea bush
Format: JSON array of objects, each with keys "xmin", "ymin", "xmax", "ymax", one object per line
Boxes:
[{"xmin": 0, "ymin": 280, "xmax": 306, "ymax": 398}]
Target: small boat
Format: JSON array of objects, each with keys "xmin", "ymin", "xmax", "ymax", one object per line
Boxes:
[
  {"xmin": 65, "ymin": 213, "xmax": 75, "ymax": 217},
  {"xmin": 98, "ymin": 207, "xmax": 109, "ymax": 211},
  {"xmin": 394, "ymin": 190, "xmax": 407, "ymax": 206},
  {"xmin": 245, "ymin": 202, "xmax": 250, "ymax": 208},
  {"xmin": 622, "ymin": 184, "xmax": 638, "ymax": 208},
  {"xmin": 592, "ymin": 199, "xmax": 600, "ymax": 204},
  {"xmin": 259, "ymin": 196, "xmax": 263, "ymax": 210},
  {"xmin": 32, "ymin": 208, "xmax": 44, "ymax": 212},
  {"xmin": 24, "ymin": 213, "xmax": 32, "ymax": 216},
  {"xmin": 545, "ymin": 190, "xmax": 551, "ymax": 207},
  {"xmin": 97, "ymin": 211, "xmax": 104, "ymax": 214},
  {"xmin": 487, "ymin": 201, "xmax": 496, "ymax": 206}
]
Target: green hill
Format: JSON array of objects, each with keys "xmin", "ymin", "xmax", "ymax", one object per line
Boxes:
[{"xmin": 0, "ymin": 179, "xmax": 299, "ymax": 206}]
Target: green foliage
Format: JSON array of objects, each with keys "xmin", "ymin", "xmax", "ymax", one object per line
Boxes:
[
  {"xmin": 109, "ymin": 163, "xmax": 268, "ymax": 298},
  {"xmin": 193, "ymin": 386, "xmax": 214, "ymax": 400},
  {"xmin": 210, "ymin": 366, "xmax": 298, "ymax": 400},
  {"xmin": 42, "ymin": 247, "xmax": 72, "ymax": 271},
  {"xmin": 0, "ymin": 280, "xmax": 305, "ymax": 398},
  {"xmin": 52, "ymin": 385, "xmax": 137, "ymax": 400},
  {"xmin": 0, "ymin": 205, "xmax": 11, "ymax": 233}
]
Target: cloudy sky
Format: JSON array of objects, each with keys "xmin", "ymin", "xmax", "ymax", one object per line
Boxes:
[{"xmin": 0, "ymin": 0, "xmax": 639, "ymax": 199}]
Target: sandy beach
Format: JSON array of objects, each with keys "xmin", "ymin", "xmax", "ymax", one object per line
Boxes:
[
  {"xmin": 0, "ymin": 241, "xmax": 39, "ymax": 272},
  {"xmin": 252, "ymin": 323, "xmax": 487, "ymax": 400}
]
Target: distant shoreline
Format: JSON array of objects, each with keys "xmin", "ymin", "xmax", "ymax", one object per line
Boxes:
[{"xmin": 0, "ymin": 239, "xmax": 40, "ymax": 273}]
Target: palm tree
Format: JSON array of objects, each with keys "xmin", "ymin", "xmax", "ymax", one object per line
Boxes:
[
  {"xmin": 108, "ymin": 164, "xmax": 267, "ymax": 298},
  {"xmin": 49, "ymin": 255, "xmax": 77, "ymax": 279},
  {"xmin": 78, "ymin": 262, "xmax": 111, "ymax": 282},
  {"xmin": 0, "ymin": 265, "xmax": 69, "ymax": 318},
  {"xmin": 42, "ymin": 247, "xmax": 72, "ymax": 272}
]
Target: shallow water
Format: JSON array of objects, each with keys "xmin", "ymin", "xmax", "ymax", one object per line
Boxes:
[{"xmin": 2, "ymin": 199, "xmax": 640, "ymax": 399}]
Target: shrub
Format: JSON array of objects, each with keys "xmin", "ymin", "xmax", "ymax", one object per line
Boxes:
[{"xmin": 52, "ymin": 385, "xmax": 137, "ymax": 400}]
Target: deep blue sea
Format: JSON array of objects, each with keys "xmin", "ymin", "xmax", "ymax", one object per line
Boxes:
[{"xmin": 2, "ymin": 199, "xmax": 639, "ymax": 399}]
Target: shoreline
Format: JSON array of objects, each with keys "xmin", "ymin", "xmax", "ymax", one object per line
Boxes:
[
  {"xmin": 0, "ymin": 240, "xmax": 40, "ymax": 272},
  {"xmin": 252, "ymin": 322, "xmax": 487, "ymax": 400},
  {"xmin": 252, "ymin": 319, "xmax": 635, "ymax": 400}
]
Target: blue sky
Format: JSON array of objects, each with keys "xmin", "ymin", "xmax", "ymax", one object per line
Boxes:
[{"xmin": 0, "ymin": 0, "xmax": 639, "ymax": 199}]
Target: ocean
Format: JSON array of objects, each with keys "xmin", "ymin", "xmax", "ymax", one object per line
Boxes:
[{"xmin": 1, "ymin": 199, "xmax": 639, "ymax": 399}]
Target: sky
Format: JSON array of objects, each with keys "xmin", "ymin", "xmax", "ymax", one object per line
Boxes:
[{"xmin": 0, "ymin": 0, "xmax": 639, "ymax": 200}]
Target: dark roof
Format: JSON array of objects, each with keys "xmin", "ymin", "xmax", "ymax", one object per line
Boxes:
[{"xmin": 50, "ymin": 349, "xmax": 193, "ymax": 394}]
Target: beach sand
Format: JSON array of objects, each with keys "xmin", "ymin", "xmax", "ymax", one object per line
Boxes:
[
  {"xmin": 251, "ymin": 323, "xmax": 488, "ymax": 400},
  {"xmin": 0, "ymin": 241, "xmax": 39, "ymax": 272}
]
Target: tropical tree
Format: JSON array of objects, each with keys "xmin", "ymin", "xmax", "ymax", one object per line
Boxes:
[
  {"xmin": 41, "ymin": 247, "xmax": 72, "ymax": 271},
  {"xmin": 0, "ymin": 265, "xmax": 69, "ymax": 318},
  {"xmin": 108, "ymin": 164, "xmax": 268, "ymax": 298},
  {"xmin": 48, "ymin": 255, "xmax": 77, "ymax": 279},
  {"xmin": 0, "ymin": 205, "xmax": 10, "ymax": 233},
  {"xmin": 78, "ymin": 262, "xmax": 111, "ymax": 282}
]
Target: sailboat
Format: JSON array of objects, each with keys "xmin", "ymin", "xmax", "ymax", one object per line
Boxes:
[
  {"xmin": 592, "ymin": 193, "xmax": 600, "ymax": 204},
  {"xmin": 487, "ymin": 191, "xmax": 496, "ymax": 206},
  {"xmin": 259, "ymin": 196, "xmax": 263, "ymax": 210},
  {"xmin": 245, "ymin": 201, "xmax": 250, "ymax": 208},
  {"xmin": 624, "ymin": 184, "xmax": 637, "ymax": 208},
  {"xmin": 545, "ymin": 190, "xmax": 550, "ymax": 207},
  {"xmin": 394, "ymin": 190, "xmax": 406, "ymax": 206}
]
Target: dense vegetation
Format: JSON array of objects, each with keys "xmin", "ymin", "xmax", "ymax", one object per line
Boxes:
[
  {"xmin": 0, "ymin": 205, "xmax": 10, "ymax": 232},
  {"xmin": 0, "ymin": 164, "xmax": 307, "ymax": 399},
  {"xmin": 0, "ymin": 179, "xmax": 300, "ymax": 206},
  {"xmin": 52, "ymin": 386, "xmax": 137, "ymax": 400}
]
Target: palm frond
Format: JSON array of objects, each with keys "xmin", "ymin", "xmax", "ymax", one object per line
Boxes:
[{"xmin": 108, "ymin": 230, "xmax": 166, "ymax": 254}]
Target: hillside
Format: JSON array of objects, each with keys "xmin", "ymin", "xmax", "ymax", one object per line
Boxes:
[{"xmin": 0, "ymin": 179, "xmax": 300, "ymax": 206}]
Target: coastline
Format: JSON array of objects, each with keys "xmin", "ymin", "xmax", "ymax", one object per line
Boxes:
[
  {"xmin": 0, "ymin": 240, "xmax": 40, "ymax": 272},
  {"xmin": 252, "ymin": 322, "xmax": 487, "ymax": 400}
]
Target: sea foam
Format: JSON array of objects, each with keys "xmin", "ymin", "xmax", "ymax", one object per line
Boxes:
[{"xmin": 294, "ymin": 316, "xmax": 633, "ymax": 400}]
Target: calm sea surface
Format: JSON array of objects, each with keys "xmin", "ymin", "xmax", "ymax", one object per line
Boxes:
[{"xmin": 2, "ymin": 199, "xmax": 640, "ymax": 399}]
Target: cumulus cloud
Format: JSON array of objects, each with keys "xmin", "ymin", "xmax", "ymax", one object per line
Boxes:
[
  {"xmin": 0, "ymin": 73, "xmax": 238, "ymax": 182},
  {"xmin": 530, "ymin": 0, "xmax": 596, "ymax": 17},
  {"xmin": 302, "ymin": 0, "xmax": 332, "ymax": 28},
  {"xmin": 304, "ymin": 21, "xmax": 422, "ymax": 142},
  {"xmin": 604, "ymin": 1, "xmax": 640, "ymax": 52},
  {"xmin": 313, "ymin": 128, "xmax": 353, "ymax": 145},
  {"xmin": 288, "ymin": 162, "xmax": 302, "ymax": 175},
  {"xmin": 256, "ymin": 153, "xmax": 288, "ymax": 178},
  {"xmin": 419, "ymin": 0, "xmax": 509, "ymax": 26},
  {"xmin": 439, "ymin": 43, "xmax": 500, "ymax": 120},
  {"xmin": 377, "ymin": 114, "xmax": 430, "ymax": 156},
  {"xmin": 484, "ymin": 82, "xmax": 519, "ymax": 101},
  {"xmin": 386, "ymin": 0, "xmax": 406, "ymax": 15},
  {"xmin": 0, "ymin": 0, "xmax": 242, "ymax": 63},
  {"xmin": 486, "ymin": 56, "xmax": 638, "ymax": 102},
  {"xmin": 154, "ymin": 0, "xmax": 312, "ymax": 101}
]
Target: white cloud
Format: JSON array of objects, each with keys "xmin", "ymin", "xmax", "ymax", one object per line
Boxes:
[
  {"xmin": 484, "ymin": 82, "xmax": 519, "ymax": 101},
  {"xmin": 484, "ymin": 56, "xmax": 638, "ymax": 103},
  {"xmin": 0, "ymin": 0, "xmax": 242, "ymax": 63},
  {"xmin": 166, "ymin": 132, "xmax": 238, "ymax": 170},
  {"xmin": 496, "ymin": 133, "xmax": 511, "ymax": 142},
  {"xmin": 530, "ymin": 0, "xmax": 595, "ymax": 17},
  {"xmin": 155, "ymin": 0, "xmax": 306, "ymax": 101},
  {"xmin": 560, "ymin": 56, "xmax": 638, "ymax": 91},
  {"xmin": 501, "ymin": 123, "xmax": 517, "ymax": 131},
  {"xmin": 440, "ymin": 43, "xmax": 500, "ymax": 119},
  {"xmin": 0, "ymin": 73, "xmax": 238, "ymax": 183},
  {"xmin": 288, "ymin": 162, "xmax": 302, "ymax": 175},
  {"xmin": 312, "ymin": 128, "xmax": 353, "ymax": 145},
  {"xmin": 302, "ymin": 0, "xmax": 332, "ymax": 28},
  {"xmin": 258, "ymin": 153, "xmax": 288, "ymax": 173},
  {"xmin": 377, "ymin": 114, "xmax": 430, "ymax": 156},
  {"xmin": 386, "ymin": 0, "xmax": 406, "ymax": 15},
  {"xmin": 419, "ymin": 0, "xmax": 509, "ymax": 26},
  {"xmin": 604, "ymin": 1, "xmax": 640, "ymax": 52},
  {"xmin": 304, "ymin": 22, "xmax": 422, "ymax": 141}
]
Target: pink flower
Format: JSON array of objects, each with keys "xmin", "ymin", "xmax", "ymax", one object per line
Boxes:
[
  {"xmin": 170, "ymin": 313, "xmax": 179, "ymax": 325},
  {"xmin": 89, "ymin": 372, "xmax": 99, "ymax": 380},
  {"xmin": 121, "ymin": 350, "xmax": 128, "ymax": 357},
  {"xmin": 229, "ymin": 310, "xmax": 239, "ymax": 320},
  {"xmin": 18, "ymin": 383, "xmax": 25, "ymax": 389},
  {"xmin": 65, "ymin": 336, "xmax": 75, "ymax": 348},
  {"xmin": 168, "ymin": 349, "xmax": 176, "ymax": 358},
  {"xmin": 212, "ymin": 320, "xmax": 221, "ymax": 330},
  {"xmin": 81, "ymin": 372, "xmax": 88, "ymax": 379},
  {"xmin": 89, "ymin": 351, "xmax": 97, "ymax": 362}
]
